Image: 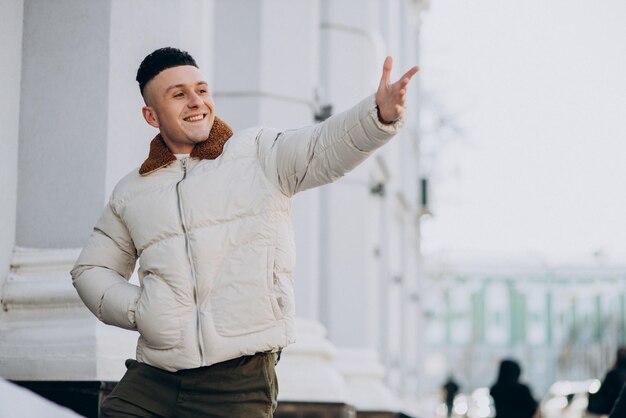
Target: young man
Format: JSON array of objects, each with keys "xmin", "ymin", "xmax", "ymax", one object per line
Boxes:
[{"xmin": 71, "ymin": 47, "xmax": 418, "ymax": 418}]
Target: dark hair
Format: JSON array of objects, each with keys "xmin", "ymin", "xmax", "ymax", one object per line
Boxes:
[
  {"xmin": 136, "ymin": 47, "xmax": 198, "ymax": 96},
  {"xmin": 496, "ymin": 359, "xmax": 521, "ymax": 385}
]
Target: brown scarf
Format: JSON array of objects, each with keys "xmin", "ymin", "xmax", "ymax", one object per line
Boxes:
[{"xmin": 139, "ymin": 116, "xmax": 234, "ymax": 175}]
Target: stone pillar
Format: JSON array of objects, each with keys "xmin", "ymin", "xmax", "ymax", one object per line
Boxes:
[
  {"xmin": 213, "ymin": 1, "xmax": 355, "ymax": 414},
  {"xmin": 318, "ymin": 1, "xmax": 425, "ymax": 416},
  {"xmin": 0, "ymin": 0, "xmax": 23, "ymax": 289},
  {"xmin": 15, "ymin": 0, "xmax": 112, "ymax": 249},
  {"xmin": 0, "ymin": 1, "xmax": 218, "ymax": 415},
  {"xmin": 318, "ymin": 0, "xmax": 385, "ymax": 345},
  {"xmin": 318, "ymin": 0, "xmax": 405, "ymax": 415},
  {"xmin": 105, "ymin": 0, "xmax": 217, "ymax": 196},
  {"xmin": 0, "ymin": 1, "xmax": 426, "ymax": 416}
]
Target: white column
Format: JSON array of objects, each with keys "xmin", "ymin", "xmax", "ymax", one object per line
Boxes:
[
  {"xmin": 106, "ymin": 0, "xmax": 217, "ymax": 196},
  {"xmin": 399, "ymin": 0, "xmax": 425, "ymax": 399},
  {"xmin": 0, "ymin": 247, "xmax": 136, "ymax": 381},
  {"xmin": 318, "ymin": 0, "xmax": 408, "ymax": 413},
  {"xmin": 16, "ymin": 0, "xmax": 112, "ymax": 249},
  {"xmin": 318, "ymin": 0, "xmax": 384, "ymax": 344},
  {"xmin": 1, "ymin": 0, "xmax": 130, "ymax": 382},
  {"xmin": 318, "ymin": 0, "xmax": 426, "ymax": 414},
  {"xmin": 0, "ymin": 0, "xmax": 220, "ymax": 383},
  {"xmin": 291, "ymin": 192, "xmax": 321, "ymax": 320},
  {"xmin": 213, "ymin": 0, "xmax": 352, "ymax": 405},
  {"xmin": 376, "ymin": 0, "xmax": 426, "ymax": 404},
  {"xmin": 0, "ymin": 0, "xmax": 23, "ymax": 287}
]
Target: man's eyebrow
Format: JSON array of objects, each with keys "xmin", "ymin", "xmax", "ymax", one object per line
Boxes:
[{"xmin": 165, "ymin": 81, "xmax": 209, "ymax": 93}]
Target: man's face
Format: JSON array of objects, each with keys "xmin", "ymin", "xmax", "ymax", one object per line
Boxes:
[{"xmin": 142, "ymin": 65, "xmax": 216, "ymax": 154}]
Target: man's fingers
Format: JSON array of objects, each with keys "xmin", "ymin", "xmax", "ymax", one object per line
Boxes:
[
  {"xmin": 388, "ymin": 66, "xmax": 419, "ymax": 93},
  {"xmin": 401, "ymin": 66, "xmax": 419, "ymax": 82},
  {"xmin": 380, "ymin": 56, "xmax": 393, "ymax": 87},
  {"xmin": 377, "ymin": 59, "xmax": 418, "ymax": 121}
]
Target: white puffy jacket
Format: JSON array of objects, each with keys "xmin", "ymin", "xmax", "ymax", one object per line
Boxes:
[{"xmin": 71, "ymin": 94, "xmax": 402, "ymax": 372}]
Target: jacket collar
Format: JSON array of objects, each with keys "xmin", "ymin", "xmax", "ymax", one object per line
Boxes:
[{"xmin": 139, "ymin": 116, "xmax": 234, "ymax": 176}]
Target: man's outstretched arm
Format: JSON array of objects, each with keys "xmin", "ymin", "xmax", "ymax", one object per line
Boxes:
[{"xmin": 257, "ymin": 57, "xmax": 419, "ymax": 197}]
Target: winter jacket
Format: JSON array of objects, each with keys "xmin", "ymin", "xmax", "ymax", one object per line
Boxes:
[
  {"xmin": 490, "ymin": 382, "xmax": 538, "ymax": 418},
  {"xmin": 490, "ymin": 359, "xmax": 538, "ymax": 418},
  {"xmin": 609, "ymin": 383, "xmax": 626, "ymax": 418},
  {"xmin": 589, "ymin": 367, "xmax": 626, "ymax": 414},
  {"xmin": 71, "ymin": 94, "xmax": 402, "ymax": 372}
]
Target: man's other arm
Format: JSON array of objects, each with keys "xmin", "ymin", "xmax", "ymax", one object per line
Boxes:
[{"xmin": 71, "ymin": 201, "xmax": 141, "ymax": 330}]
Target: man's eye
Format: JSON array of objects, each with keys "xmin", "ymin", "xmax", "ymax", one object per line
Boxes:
[{"xmin": 174, "ymin": 92, "xmax": 184, "ymax": 98}]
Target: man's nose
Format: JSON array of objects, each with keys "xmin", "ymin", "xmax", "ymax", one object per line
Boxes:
[{"xmin": 187, "ymin": 91, "xmax": 203, "ymax": 108}]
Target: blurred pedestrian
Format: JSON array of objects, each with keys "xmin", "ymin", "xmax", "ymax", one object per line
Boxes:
[
  {"xmin": 608, "ymin": 383, "xmax": 626, "ymax": 418},
  {"xmin": 489, "ymin": 359, "xmax": 538, "ymax": 418},
  {"xmin": 442, "ymin": 375, "xmax": 460, "ymax": 417},
  {"xmin": 588, "ymin": 346, "xmax": 626, "ymax": 416}
]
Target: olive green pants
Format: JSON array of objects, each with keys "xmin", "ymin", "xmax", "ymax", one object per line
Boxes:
[{"xmin": 100, "ymin": 353, "xmax": 278, "ymax": 418}]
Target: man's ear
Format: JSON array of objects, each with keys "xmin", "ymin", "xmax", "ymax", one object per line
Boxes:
[{"xmin": 142, "ymin": 106, "xmax": 160, "ymax": 128}]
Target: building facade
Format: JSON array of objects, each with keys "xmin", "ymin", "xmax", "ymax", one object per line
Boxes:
[
  {"xmin": 422, "ymin": 253, "xmax": 626, "ymax": 399},
  {"xmin": 0, "ymin": 1, "xmax": 428, "ymax": 416}
]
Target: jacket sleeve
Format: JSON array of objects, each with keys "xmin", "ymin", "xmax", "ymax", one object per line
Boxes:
[
  {"xmin": 70, "ymin": 200, "xmax": 141, "ymax": 330},
  {"xmin": 256, "ymin": 94, "xmax": 403, "ymax": 197}
]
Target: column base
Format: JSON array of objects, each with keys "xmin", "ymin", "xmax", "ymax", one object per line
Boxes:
[
  {"xmin": 0, "ymin": 248, "xmax": 136, "ymax": 382},
  {"xmin": 333, "ymin": 348, "xmax": 404, "ymax": 414},
  {"xmin": 277, "ymin": 318, "xmax": 351, "ymax": 403}
]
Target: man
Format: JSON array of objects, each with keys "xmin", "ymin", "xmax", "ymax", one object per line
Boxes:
[{"xmin": 71, "ymin": 47, "xmax": 418, "ymax": 418}]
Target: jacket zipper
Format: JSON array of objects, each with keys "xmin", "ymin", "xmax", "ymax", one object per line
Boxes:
[{"xmin": 176, "ymin": 158, "xmax": 206, "ymax": 365}]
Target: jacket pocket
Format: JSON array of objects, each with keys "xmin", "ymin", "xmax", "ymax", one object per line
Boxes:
[
  {"xmin": 135, "ymin": 275, "xmax": 183, "ymax": 350},
  {"xmin": 210, "ymin": 245, "xmax": 279, "ymax": 337},
  {"xmin": 267, "ymin": 247, "xmax": 285, "ymax": 321}
]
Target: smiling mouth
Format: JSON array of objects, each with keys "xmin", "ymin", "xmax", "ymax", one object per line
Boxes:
[{"xmin": 184, "ymin": 114, "xmax": 205, "ymax": 122}]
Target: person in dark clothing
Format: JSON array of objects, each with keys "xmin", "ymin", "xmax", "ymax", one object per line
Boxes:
[
  {"xmin": 489, "ymin": 359, "xmax": 538, "ymax": 418},
  {"xmin": 442, "ymin": 375, "xmax": 460, "ymax": 417},
  {"xmin": 609, "ymin": 382, "xmax": 626, "ymax": 418},
  {"xmin": 588, "ymin": 346, "xmax": 626, "ymax": 416}
]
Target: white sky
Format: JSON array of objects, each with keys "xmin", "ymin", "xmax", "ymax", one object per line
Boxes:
[{"xmin": 419, "ymin": 0, "xmax": 626, "ymax": 265}]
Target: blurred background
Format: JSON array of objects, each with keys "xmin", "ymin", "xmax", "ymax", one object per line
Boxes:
[{"xmin": 0, "ymin": 0, "xmax": 624, "ymax": 417}]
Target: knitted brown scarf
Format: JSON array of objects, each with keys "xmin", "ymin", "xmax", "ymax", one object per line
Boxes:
[{"xmin": 139, "ymin": 116, "xmax": 234, "ymax": 175}]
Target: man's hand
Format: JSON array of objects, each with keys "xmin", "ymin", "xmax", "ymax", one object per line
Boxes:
[{"xmin": 375, "ymin": 56, "xmax": 419, "ymax": 124}]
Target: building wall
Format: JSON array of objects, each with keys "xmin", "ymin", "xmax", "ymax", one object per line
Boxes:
[
  {"xmin": 105, "ymin": 0, "xmax": 218, "ymax": 196},
  {"xmin": 0, "ymin": 0, "xmax": 24, "ymax": 286},
  {"xmin": 0, "ymin": 0, "xmax": 426, "ymax": 414},
  {"xmin": 318, "ymin": 1, "xmax": 424, "ymax": 399},
  {"xmin": 422, "ymin": 263, "xmax": 626, "ymax": 397},
  {"xmin": 16, "ymin": 0, "xmax": 111, "ymax": 248}
]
